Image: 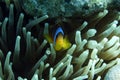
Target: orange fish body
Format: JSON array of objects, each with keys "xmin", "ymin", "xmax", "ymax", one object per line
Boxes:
[
  {"xmin": 54, "ymin": 34, "xmax": 71, "ymax": 51},
  {"xmin": 54, "ymin": 33, "xmax": 64, "ymax": 50}
]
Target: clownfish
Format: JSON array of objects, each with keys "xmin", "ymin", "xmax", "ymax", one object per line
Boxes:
[{"xmin": 44, "ymin": 27, "xmax": 71, "ymax": 51}]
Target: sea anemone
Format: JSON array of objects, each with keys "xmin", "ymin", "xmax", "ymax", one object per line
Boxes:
[{"xmin": 0, "ymin": 0, "xmax": 120, "ymax": 80}]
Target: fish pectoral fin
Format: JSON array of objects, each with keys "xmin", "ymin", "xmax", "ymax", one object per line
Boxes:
[
  {"xmin": 44, "ymin": 34, "xmax": 53, "ymax": 43},
  {"xmin": 62, "ymin": 38, "xmax": 71, "ymax": 49}
]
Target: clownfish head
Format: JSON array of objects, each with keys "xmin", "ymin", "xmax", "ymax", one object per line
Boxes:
[{"xmin": 44, "ymin": 27, "xmax": 71, "ymax": 51}]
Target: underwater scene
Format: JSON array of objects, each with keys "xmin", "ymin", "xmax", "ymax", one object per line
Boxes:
[{"xmin": 0, "ymin": 0, "xmax": 120, "ymax": 80}]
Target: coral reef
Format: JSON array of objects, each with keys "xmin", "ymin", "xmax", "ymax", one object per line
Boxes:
[
  {"xmin": 22, "ymin": 0, "xmax": 113, "ymax": 18},
  {"xmin": 0, "ymin": 0, "xmax": 120, "ymax": 80}
]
